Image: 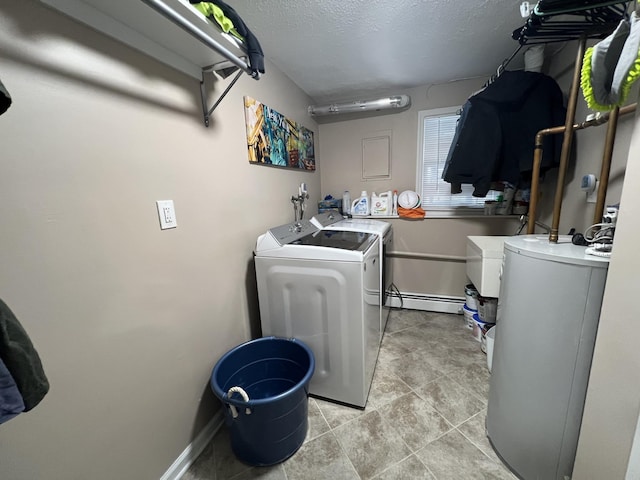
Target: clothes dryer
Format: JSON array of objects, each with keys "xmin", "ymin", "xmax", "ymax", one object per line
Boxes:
[
  {"xmin": 255, "ymin": 220, "xmax": 380, "ymax": 408},
  {"xmin": 312, "ymin": 212, "xmax": 393, "ymax": 338}
]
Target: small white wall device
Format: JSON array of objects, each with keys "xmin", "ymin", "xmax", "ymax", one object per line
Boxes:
[
  {"xmin": 581, "ymin": 174, "xmax": 596, "ymax": 192},
  {"xmin": 581, "ymin": 174, "xmax": 598, "ymax": 203},
  {"xmin": 520, "ymin": 2, "xmax": 532, "ymax": 18}
]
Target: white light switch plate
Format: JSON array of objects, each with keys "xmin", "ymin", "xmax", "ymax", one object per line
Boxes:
[{"xmin": 157, "ymin": 200, "xmax": 177, "ymax": 229}]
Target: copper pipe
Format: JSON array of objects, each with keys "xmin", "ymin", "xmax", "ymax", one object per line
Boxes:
[
  {"xmin": 550, "ymin": 37, "xmax": 586, "ymax": 243},
  {"xmin": 527, "ymin": 102, "xmax": 636, "ymax": 234},
  {"xmin": 528, "ymin": 125, "xmax": 566, "ymax": 234},
  {"xmin": 528, "ymin": 146, "xmax": 543, "ymax": 234},
  {"xmin": 594, "ymin": 106, "xmax": 619, "ymax": 223}
]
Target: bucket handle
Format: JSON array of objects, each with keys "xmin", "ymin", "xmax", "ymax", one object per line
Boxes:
[{"xmin": 226, "ymin": 386, "xmax": 252, "ymax": 418}]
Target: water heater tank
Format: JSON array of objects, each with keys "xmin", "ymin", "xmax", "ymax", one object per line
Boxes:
[{"xmin": 486, "ymin": 235, "xmax": 609, "ymax": 480}]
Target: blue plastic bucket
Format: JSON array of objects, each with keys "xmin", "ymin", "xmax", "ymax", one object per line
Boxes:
[
  {"xmin": 210, "ymin": 337, "xmax": 315, "ymax": 466},
  {"xmin": 472, "ymin": 313, "xmax": 495, "ymax": 344}
]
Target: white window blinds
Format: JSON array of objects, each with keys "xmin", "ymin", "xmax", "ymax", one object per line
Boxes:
[{"xmin": 417, "ymin": 107, "xmax": 497, "ymax": 213}]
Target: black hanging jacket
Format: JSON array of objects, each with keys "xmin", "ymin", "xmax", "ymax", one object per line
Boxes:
[
  {"xmin": 0, "ymin": 299, "xmax": 49, "ymax": 412},
  {"xmin": 0, "ymin": 79, "xmax": 11, "ymax": 116},
  {"xmin": 442, "ymin": 71, "xmax": 566, "ymax": 196}
]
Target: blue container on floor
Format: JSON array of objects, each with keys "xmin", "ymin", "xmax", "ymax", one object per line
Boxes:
[{"xmin": 210, "ymin": 336, "xmax": 315, "ymax": 466}]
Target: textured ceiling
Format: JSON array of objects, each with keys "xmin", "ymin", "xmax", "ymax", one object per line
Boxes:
[{"xmin": 230, "ymin": 0, "xmax": 527, "ymax": 105}]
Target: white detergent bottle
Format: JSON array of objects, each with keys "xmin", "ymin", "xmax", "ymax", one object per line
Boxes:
[
  {"xmin": 351, "ymin": 191, "xmax": 370, "ymax": 216},
  {"xmin": 371, "ymin": 191, "xmax": 392, "ymax": 216}
]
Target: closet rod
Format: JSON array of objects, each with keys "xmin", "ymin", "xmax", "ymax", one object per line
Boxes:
[
  {"xmin": 527, "ymin": 102, "xmax": 636, "ymax": 234},
  {"xmin": 140, "ymin": 0, "xmax": 257, "ymax": 78}
]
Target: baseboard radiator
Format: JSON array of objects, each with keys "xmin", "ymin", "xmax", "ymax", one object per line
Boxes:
[{"xmin": 387, "ymin": 291, "xmax": 464, "ymax": 314}]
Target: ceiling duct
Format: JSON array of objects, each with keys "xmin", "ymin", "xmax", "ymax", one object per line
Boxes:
[{"xmin": 308, "ymin": 94, "xmax": 411, "ymax": 117}]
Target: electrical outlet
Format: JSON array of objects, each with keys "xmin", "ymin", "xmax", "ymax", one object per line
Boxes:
[
  {"xmin": 586, "ymin": 181, "xmax": 599, "ymax": 204},
  {"xmin": 156, "ymin": 200, "xmax": 177, "ymax": 229}
]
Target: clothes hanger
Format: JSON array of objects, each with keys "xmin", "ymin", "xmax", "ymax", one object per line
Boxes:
[
  {"xmin": 514, "ymin": 0, "xmax": 632, "ymax": 45},
  {"xmin": 481, "ymin": 44, "xmax": 524, "ymax": 90},
  {"xmin": 534, "ymin": 0, "xmax": 630, "ymax": 17}
]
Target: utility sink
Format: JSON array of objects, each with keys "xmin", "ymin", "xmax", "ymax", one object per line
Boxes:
[
  {"xmin": 466, "ymin": 234, "xmax": 573, "ymax": 298},
  {"xmin": 466, "ymin": 236, "xmax": 511, "ymax": 298}
]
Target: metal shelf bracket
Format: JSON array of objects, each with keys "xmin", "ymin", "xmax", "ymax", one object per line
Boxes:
[
  {"xmin": 199, "ymin": 59, "xmax": 260, "ymax": 127},
  {"xmin": 139, "ymin": 0, "xmax": 261, "ymax": 127}
]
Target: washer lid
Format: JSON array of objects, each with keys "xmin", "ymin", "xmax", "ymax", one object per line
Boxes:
[
  {"xmin": 256, "ymin": 230, "xmax": 379, "ymax": 261},
  {"xmin": 293, "ymin": 230, "xmax": 375, "ymax": 251},
  {"xmin": 312, "ymin": 217, "xmax": 391, "ymax": 236},
  {"xmin": 331, "ymin": 218, "xmax": 391, "ymax": 235}
]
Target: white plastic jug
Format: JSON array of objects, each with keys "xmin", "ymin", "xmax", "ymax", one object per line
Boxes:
[
  {"xmin": 342, "ymin": 191, "xmax": 351, "ymax": 215},
  {"xmin": 371, "ymin": 191, "xmax": 392, "ymax": 216},
  {"xmin": 351, "ymin": 191, "xmax": 370, "ymax": 216}
]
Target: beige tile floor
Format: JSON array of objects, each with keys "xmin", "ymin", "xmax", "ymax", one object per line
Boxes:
[{"xmin": 183, "ymin": 309, "xmax": 516, "ymax": 480}]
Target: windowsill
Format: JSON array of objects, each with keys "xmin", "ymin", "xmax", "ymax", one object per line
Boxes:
[
  {"xmin": 423, "ymin": 213, "xmax": 523, "ymax": 219},
  {"xmin": 349, "ymin": 213, "xmax": 523, "ymax": 220}
]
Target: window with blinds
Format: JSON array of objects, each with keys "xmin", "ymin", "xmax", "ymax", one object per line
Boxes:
[{"xmin": 417, "ymin": 107, "xmax": 497, "ymax": 214}]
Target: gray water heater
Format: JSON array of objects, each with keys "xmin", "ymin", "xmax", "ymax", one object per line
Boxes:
[{"xmin": 486, "ymin": 235, "xmax": 609, "ymax": 480}]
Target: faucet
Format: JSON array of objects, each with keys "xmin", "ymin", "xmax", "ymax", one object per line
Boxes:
[
  {"xmin": 291, "ymin": 182, "xmax": 309, "ymax": 223},
  {"xmin": 515, "ymin": 214, "xmax": 551, "ymax": 235}
]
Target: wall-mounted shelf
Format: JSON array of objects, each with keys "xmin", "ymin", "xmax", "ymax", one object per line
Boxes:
[{"xmin": 39, "ymin": 0, "xmax": 261, "ymax": 126}]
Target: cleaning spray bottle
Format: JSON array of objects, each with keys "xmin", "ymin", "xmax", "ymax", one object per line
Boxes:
[
  {"xmin": 392, "ymin": 190, "xmax": 398, "ymax": 216},
  {"xmin": 342, "ymin": 191, "xmax": 351, "ymax": 216},
  {"xmin": 351, "ymin": 191, "xmax": 370, "ymax": 216}
]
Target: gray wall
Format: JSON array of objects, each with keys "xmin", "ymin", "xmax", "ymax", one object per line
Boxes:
[
  {"xmin": 572, "ymin": 103, "xmax": 640, "ymax": 479},
  {"xmin": 543, "ymin": 42, "xmax": 640, "ymax": 477},
  {"xmin": 0, "ymin": 2, "xmax": 319, "ymax": 479}
]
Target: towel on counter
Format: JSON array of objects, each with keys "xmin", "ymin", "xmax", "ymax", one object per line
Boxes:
[
  {"xmin": 0, "ymin": 299, "xmax": 49, "ymax": 412},
  {"xmin": 398, "ymin": 206, "xmax": 426, "ymax": 219},
  {"xmin": 0, "ymin": 79, "xmax": 11, "ymax": 116},
  {"xmin": 0, "ymin": 357, "xmax": 25, "ymax": 424}
]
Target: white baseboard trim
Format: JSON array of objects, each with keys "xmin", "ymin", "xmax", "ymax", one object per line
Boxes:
[
  {"xmin": 387, "ymin": 291, "xmax": 464, "ymax": 314},
  {"xmin": 160, "ymin": 409, "xmax": 225, "ymax": 480}
]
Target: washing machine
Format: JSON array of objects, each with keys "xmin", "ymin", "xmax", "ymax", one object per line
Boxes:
[
  {"xmin": 312, "ymin": 212, "xmax": 393, "ymax": 338},
  {"xmin": 255, "ymin": 219, "xmax": 381, "ymax": 408}
]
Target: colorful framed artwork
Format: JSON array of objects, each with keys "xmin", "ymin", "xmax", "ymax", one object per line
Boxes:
[{"xmin": 243, "ymin": 96, "xmax": 315, "ymax": 170}]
